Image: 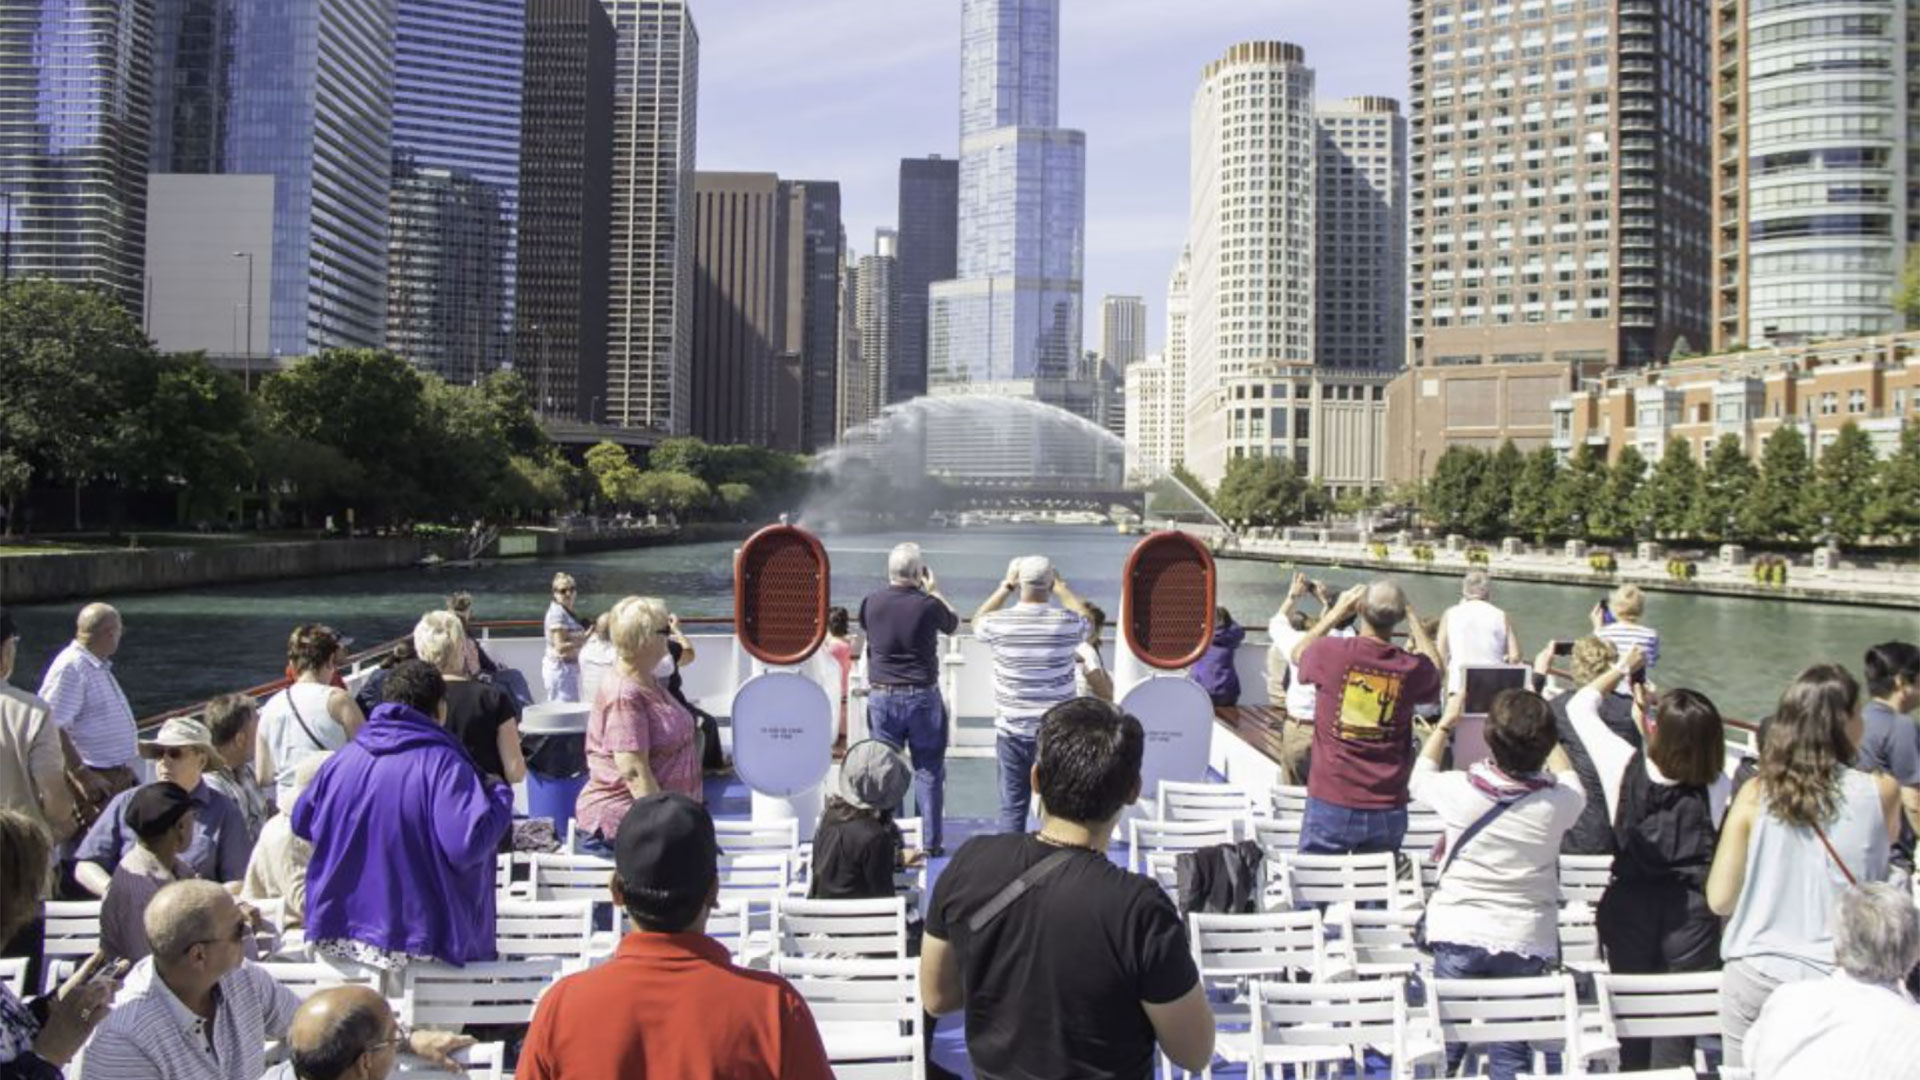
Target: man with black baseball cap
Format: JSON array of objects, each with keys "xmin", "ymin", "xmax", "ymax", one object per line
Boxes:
[{"xmin": 517, "ymin": 793, "xmax": 834, "ymax": 1079}]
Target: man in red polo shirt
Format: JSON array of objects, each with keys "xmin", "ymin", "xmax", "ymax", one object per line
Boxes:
[{"xmin": 516, "ymin": 794, "xmax": 834, "ymax": 1079}]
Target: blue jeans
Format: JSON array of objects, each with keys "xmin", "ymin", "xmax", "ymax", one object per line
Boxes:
[
  {"xmin": 1431, "ymin": 942, "xmax": 1551, "ymax": 1080},
  {"xmin": 995, "ymin": 733, "xmax": 1039, "ymax": 835},
  {"xmin": 868, "ymin": 685, "xmax": 949, "ymax": 851},
  {"xmin": 1298, "ymin": 796, "xmax": 1408, "ymax": 854}
]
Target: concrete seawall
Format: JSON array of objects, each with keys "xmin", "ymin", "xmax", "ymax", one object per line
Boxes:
[{"xmin": 0, "ymin": 538, "xmax": 437, "ymax": 605}]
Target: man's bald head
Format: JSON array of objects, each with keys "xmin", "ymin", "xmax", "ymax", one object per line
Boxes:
[
  {"xmin": 145, "ymin": 880, "xmax": 235, "ymax": 965},
  {"xmin": 76, "ymin": 603, "xmax": 122, "ymax": 658},
  {"xmin": 289, "ymin": 985, "xmax": 397, "ymax": 1080},
  {"xmin": 1359, "ymin": 580, "xmax": 1408, "ymax": 636}
]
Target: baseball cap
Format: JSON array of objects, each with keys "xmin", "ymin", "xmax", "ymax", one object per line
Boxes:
[
  {"xmin": 139, "ymin": 716, "xmax": 218, "ymax": 759},
  {"xmin": 839, "ymin": 739, "xmax": 911, "ymax": 812},
  {"xmin": 125, "ymin": 782, "xmax": 195, "ymax": 840},
  {"xmin": 1016, "ymin": 555, "xmax": 1055, "ymax": 587},
  {"xmin": 614, "ymin": 793, "xmax": 719, "ymax": 909}
]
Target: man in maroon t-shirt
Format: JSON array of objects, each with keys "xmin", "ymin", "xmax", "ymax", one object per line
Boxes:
[{"xmin": 1288, "ymin": 580, "xmax": 1441, "ymax": 854}]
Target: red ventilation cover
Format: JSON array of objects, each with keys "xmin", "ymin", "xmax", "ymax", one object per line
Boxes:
[
  {"xmin": 734, "ymin": 525, "xmax": 831, "ymax": 666},
  {"xmin": 1122, "ymin": 531, "xmax": 1217, "ymax": 670}
]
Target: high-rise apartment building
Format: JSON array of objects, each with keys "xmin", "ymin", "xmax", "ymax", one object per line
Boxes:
[
  {"xmin": 0, "ymin": 1, "xmax": 152, "ymax": 311},
  {"xmin": 893, "ymin": 156, "xmax": 959, "ymax": 405},
  {"xmin": 149, "ymin": 0, "xmax": 395, "ymax": 357},
  {"xmin": 1390, "ymin": 0, "xmax": 1717, "ymax": 480},
  {"xmin": 835, "ymin": 254, "xmax": 864, "ymax": 439},
  {"xmin": 1316, "ymin": 97, "xmax": 1408, "ymax": 370},
  {"xmin": 1711, "ymin": 0, "xmax": 1918, "ymax": 350},
  {"xmin": 928, "ymin": 0, "xmax": 1086, "ymax": 388},
  {"xmin": 1123, "ymin": 353, "xmax": 1175, "ymax": 480},
  {"xmin": 850, "ymin": 231, "xmax": 898, "ymax": 434},
  {"xmin": 781, "ymin": 180, "xmax": 844, "ymax": 451},
  {"xmin": 387, "ymin": 0, "xmax": 523, "ymax": 384},
  {"xmin": 517, "ymin": 0, "xmax": 614, "ymax": 422},
  {"xmin": 688, "ymin": 172, "xmax": 843, "ymax": 450},
  {"xmin": 1166, "ymin": 247, "xmax": 1191, "ymax": 468},
  {"xmin": 605, "ymin": 0, "xmax": 698, "ymax": 432},
  {"xmin": 1101, "ymin": 295, "xmax": 1148, "ymax": 370}
]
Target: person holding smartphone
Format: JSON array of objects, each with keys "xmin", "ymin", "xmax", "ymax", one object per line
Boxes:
[
  {"xmin": 1593, "ymin": 585, "xmax": 1661, "ymax": 694},
  {"xmin": 859, "ymin": 543, "xmax": 960, "ymax": 855},
  {"xmin": 1, "ymin": 808, "xmax": 122, "ymax": 1079}
]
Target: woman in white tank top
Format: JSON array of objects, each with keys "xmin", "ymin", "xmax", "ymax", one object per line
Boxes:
[
  {"xmin": 1707, "ymin": 664, "xmax": 1901, "ymax": 1067},
  {"xmin": 1437, "ymin": 572, "xmax": 1520, "ymax": 694},
  {"xmin": 255, "ymin": 625, "xmax": 365, "ymax": 809}
]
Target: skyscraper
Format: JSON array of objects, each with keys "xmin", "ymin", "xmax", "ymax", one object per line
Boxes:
[
  {"xmin": 851, "ymin": 231, "xmax": 898, "ymax": 433},
  {"xmin": 1711, "ymin": 0, "xmax": 1917, "ymax": 349},
  {"xmin": 0, "ymin": 0, "xmax": 152, "ymax": 310},
  {"xmin": 928, "ymin": 0, "xmax": 1086, "ymax": 388},
  {"xmin": 1315, "ymin": 97, "xmax": 1407, "ymax": 370},
  {"xmin": 1391, "ymin": 0, "xmax": 1716, "ymax": 477},
  {"xmin": 892, "ymin": 155, "xmax": 959, "ymax": 404},
  {"xmin": 835, "ymin": 254, "xmax": 864, "ymax": 439},
  {"xmin": 1100, "ymin": 295, "xmax": 1147, "ymax": 370},
  {"xmin": 149, "ymin": 0, "xmax": 395, "ymax": 356},
  {"xmin": 387, "ymin": 0, "xmax": 523, "ymax": 384},
  {"xmin": 517, "ymin": 0, "xmax": 614, "ymax": 423},
  {"xmin": 781, "ymin": 180, "xmax": 844, "ymax": 452},
  {"xmin": 604, "ymin": 0, "xmax": 698, "ymax": 433},
  {"xmin": 691, "ymin": 172, "xmax": 782, "ymax": 444}
]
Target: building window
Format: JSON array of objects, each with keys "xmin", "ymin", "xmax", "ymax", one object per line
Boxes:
[
  {"xmin": 1820, "ymin": 392, "xmax": 1839, "ymax": 416},
  {"xmin": 1847, "ymin": 389, "xmax": 1867, "ymax": 414}
]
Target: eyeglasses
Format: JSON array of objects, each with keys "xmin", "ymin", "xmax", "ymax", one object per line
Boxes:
[
  {"xmin": 158, "ymin": 747, "xmax": 200, "ymax": 760},
  {"xmin": 186, "ymin": 915, "xmax": 250, "ymax": 953},
  {"xmin": 556, "ymin": 587, "xmax": 576, "ymax": 595},
  {"xmin": 365, "ymin": 1023, "xmax": 411, "ymax": 1055}
]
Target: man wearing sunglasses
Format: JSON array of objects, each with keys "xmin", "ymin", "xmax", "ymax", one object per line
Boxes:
[
  {"xmin": 82, "ymin": 881, "xmax": 470, "ymax": 1080},
  {"xmin": 270, "ymin": 984, "xmax": 454, "ymax": 1080},
  {"xmin": 72, "ymin": 717, "xmax": 251, "ymax": 898}
]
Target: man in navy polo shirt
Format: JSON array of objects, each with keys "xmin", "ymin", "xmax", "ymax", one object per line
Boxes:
[{"xmin": 859, "ymin": 542, "xmax": 960, "ymax": 854}]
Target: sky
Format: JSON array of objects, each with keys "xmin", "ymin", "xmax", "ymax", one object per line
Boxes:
[{"xmin": 691, "ymin": 0, "xmax": 1409, "ymax": 353}]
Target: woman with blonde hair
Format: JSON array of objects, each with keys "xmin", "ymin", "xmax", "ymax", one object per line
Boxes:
[
  {"xmin": 415, "ymin": 611, "xmax": 525, "ymax": 784},
  {"xmin": 542, "ymin": 573, "xmax": 590, "ymax": 702},
  {"xmin": 256, "ymin": 624, "xmax": 364, "ymax": 809},
  {"xmin": 572, "ymin": 598, "xmax": 699, "ymax": 850},
  {"xmin": 1709, "ymin": 663, "xmax": 1902, "ymax": 1066}
]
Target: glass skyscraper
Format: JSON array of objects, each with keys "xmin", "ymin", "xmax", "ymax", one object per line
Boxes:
[
  {"xmin": 150, "ymin": 0, "xmax": 394, "ymax": 356},
  {"xmin": 928, "ymin": 0, "xmax": 1086, "ymax": 387},
  {"xmin": 0, "ymin": 0, "xmax": 153, "ymax": 309},
  {"xmin": 388, "ymin": 0, "xmax": 522, "ymax": 383}
]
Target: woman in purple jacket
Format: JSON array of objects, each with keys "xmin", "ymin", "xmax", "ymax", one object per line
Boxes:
[
  {"xmin": 293, "ymin": 659, "xmax": 515, "ymax": 970},
  {"xmin": 1190, "ymin": 607, "xmax": 1246, "ymax": 706}
]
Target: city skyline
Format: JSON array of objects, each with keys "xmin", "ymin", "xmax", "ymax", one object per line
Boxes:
[{"xmin": 692, "ymin": 0, "xmax": 1407, "ymax": 354}]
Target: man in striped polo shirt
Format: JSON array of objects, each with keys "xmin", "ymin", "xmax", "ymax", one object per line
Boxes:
[
  {"xmin": 1592, "ymin": 584, "xmax": 1660, "ymax": 694},
  {"xmin": 972, "ymin": 555, "xmax": 1096, "ymax": 833}
]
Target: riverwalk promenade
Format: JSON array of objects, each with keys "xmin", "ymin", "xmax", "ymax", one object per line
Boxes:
[{"xmin": 1206, "ymin": 528, "xmax": 1920, "ymax": 612}]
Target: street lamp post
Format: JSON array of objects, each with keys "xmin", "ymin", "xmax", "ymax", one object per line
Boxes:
[{"xmin": 231, "ymin": 251, "xmax": 254, "ymax": 388}]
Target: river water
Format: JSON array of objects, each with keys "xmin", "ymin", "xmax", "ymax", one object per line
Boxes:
[{"xmin": 7, "ymin": 524, "xmax": 1913, "ymax": 722}]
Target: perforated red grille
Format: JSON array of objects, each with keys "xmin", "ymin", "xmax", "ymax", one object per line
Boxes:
[
  {"xmin": 1122, "ymin": 532, "xmax": 1216, "ymax": 670},
  {"xmin": 735, "ymin": 526, "xmax": 830, "ymax": 665}
]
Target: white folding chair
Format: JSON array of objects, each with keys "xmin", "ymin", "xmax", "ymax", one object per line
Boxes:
[
  {"xmin": 494, "ymin": 899, "xmax": 598, "ymax": 960},
  {"xmin": 1271, "ymin": 784, "xmax": 1310, "ymax": 819},
  {"xmin": 397, "ymin": 957, "xmax": 572, "ymax": 1028},
  {"xmin": 1185, "ymin": 910, "xmax": 1327, "ymax": 1073},
  {"xmin": 255, "ymin": 960, "xmax": 379, "ymax": 999},
  {"xmin": 40, "ymin": 900, "xmax": 101, "ymax": 994},
  {"xmin": 1430, "ymin": 974, "xmax": 1591, "ymax": 1078},
  {"xmin": 1249, "ymin": 976, "xmax": 1443, "ymax": 1080},
  {"xmin": 1402, "ymin": 806, "xmax": 1446, "ymax": 890},
  {"xmin": 1335, "ymin": 908, "xmax": 1431, "ymax": 980},
  {"xmin": 1251, "ymin": 816, "xmax": 1303, "ymax": 862},
  {"xmin": 892, "ymin": 816, "xmax": 930, "ymax": 914},
  {"xmin": 527, "ymin": 852, "xmax": 617, "ymax": 906},
  {"xmin": 395, "ymin": 1041, "xmax": 506, "ymax": 1080},
  {"xmin": 0, "ymin": 957, "xmax": 26, "ymax": 998},
  {"xmin": 1558, "ymin": 854, "xmax": 1613, "ymax": 909},
  {"xmin": 495, "ymin": 851, "xmax": 533, "ymax": 900},
  {"xmin": 715, "ymin": 818, "xmax": 801, "ymax": 853},
  {"xmin": 773, "ymin": 955, "xmax": 921, "ymax": 1080},
  {"xmin": 1587, "ymin": 971, "xmax": 1724, "ymax": 1074},
  {"xmin": 719, "ymin": 850, "xmax": 796, "ymax": 966},
  {"xmin": 704, "ymin": 897, "xmax": 752, "ymax": 963},
  {"xmin": 1129, "ymin": 818, "xmax": 1237, "ymax": 875},
  {"xmin": 1279, "ymin": 852, "xmax": 1420, "ymax": 912},
  {"xmin": 1556, "ymin": 905, "xmax": 1605, "ymax": 974},
  {"xmin": 1158, "ymin": 780, "xmax": 1257, "ymax": 831},
  {"xmin": 776, "ymin": 896, "xmax": 909, "ymax": 960}
]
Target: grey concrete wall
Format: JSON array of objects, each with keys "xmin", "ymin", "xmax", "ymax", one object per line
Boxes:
[{"xmin": 0, "ymin": 539, "xmax": 433, "ymax": 605}]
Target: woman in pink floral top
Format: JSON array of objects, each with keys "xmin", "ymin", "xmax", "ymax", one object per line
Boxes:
[{"xmin": 574, "ymin": 596, "xmax": 700, "ymax": 844}]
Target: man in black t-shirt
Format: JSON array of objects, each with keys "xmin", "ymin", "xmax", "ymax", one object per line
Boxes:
[
  {"xmin": 859, "ymin": 542, "xmax": 961, "ymax": 854},
  {"xmin": 920, "ymin": 699, "xmax": 1215, "ymax": 1080}
]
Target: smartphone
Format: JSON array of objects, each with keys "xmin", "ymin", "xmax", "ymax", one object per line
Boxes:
[
  {"xmin": 1598, "ymin": 598, "xmax": 1615, "ymax": 625},
  {"xmin": 1630, "ymin": 666, "xmax": 1648, "ymax": 687},
  {"xmin": 1550, "ymin": 639, "xmax": 1575, "ymax": 658}
]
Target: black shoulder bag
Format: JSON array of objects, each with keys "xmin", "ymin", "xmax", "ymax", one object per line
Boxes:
[{"xmin": 966, "ymin": 848, "xmax": 1079, "ymax": 933}]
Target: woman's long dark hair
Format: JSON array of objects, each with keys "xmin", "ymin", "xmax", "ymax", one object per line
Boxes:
[{"xmin": 1759, "ymin": 664, "xmax": 1860, "ymax": 828}]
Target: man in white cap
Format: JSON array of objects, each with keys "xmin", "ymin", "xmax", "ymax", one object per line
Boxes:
[
  {"xmin": 972, "ymin": 555, "xmax": 1097, "ymax": 833},
  {"xmin": 72, "ymin": 716, "xmax": 251, "ymax": 896}
]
